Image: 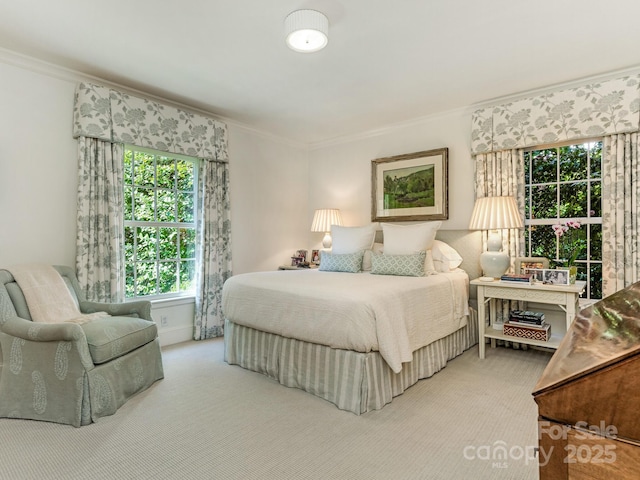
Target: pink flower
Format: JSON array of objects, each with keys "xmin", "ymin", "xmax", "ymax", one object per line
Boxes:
[{"xmin": 552, "ymin": 224, "xmax": 566, "ymax": 236}]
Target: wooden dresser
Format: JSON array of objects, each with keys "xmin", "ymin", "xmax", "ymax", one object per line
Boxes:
[{"xmin": 532, "ymin": 281, "xmax": 640, "ymax": 479}]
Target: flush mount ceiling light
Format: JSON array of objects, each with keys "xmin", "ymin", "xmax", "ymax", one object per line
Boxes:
[{"xmin": 285, "ymin": 9, "xmax": 329, "ymax": 53}]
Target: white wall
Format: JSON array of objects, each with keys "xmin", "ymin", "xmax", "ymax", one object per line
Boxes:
[
  {"xmin": 0, "ymin": 54, "xmax": 308, "ymax": 346},
  {"xmin": 307, "ymin": 108, "xmax": 476, "ymax": 249},
  {"xmin": 0, "ymin": 61, "xmax": 78, "ymax": 266},
  {"xmin": 228, "ymin": 127, "xmax": 309, "ymax": 274}
]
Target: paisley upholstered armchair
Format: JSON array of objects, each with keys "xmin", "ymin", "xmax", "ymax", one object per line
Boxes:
[{"xmin": 0, "ymin": 265, "xmax": 164, "ymax": 427}]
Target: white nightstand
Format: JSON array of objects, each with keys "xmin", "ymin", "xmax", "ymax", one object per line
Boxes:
[{"xmin": 471, "ymin": 278, "xmax": 586, "ymax": 359}]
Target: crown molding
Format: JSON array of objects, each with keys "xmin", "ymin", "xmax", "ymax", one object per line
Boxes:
[
  {"xmin": 0, "ymin": 47, "xmax": 306, "ymax": 149},
  {"xmin": 470, "ymin": 64, "xmax": 640, "ymax": 111}
]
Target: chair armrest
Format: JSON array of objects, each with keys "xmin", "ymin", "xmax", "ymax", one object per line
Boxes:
[
  {"xmin": 1, "ymin": 316, "xmax": 85, "ymax": 342},
  {"xmin": 79, "ymin": 300, "xmax": 152, "ymax": 321}
]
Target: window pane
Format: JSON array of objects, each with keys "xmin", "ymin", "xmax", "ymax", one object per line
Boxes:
[
  {"xmin": 124, "ymin": 186, "xmax": 133, "ymax": 220},
  {"xmin": 159, "ymin": 228, "xmax": 177, "ymax": 259},
  {"xmin": 157, "ymin": 190, "xmax": 176, "ymax": 222},
  {"xmin": 134, "ymin": 187, "xmax": 155, "ymax": 221},
  {"xmin": 135, "ymin": 262, "xmax": 157, "ymax": 296},
  {"xmin": 125, "ymin": 263, "xmax": 135, "ymax": 297},
  {"xmin": 524, "ymin": 152, "xmax": 531, "ymax": 184},
  {"xmin": 560, "ymin": 182, "xmax": 586, "ymax": 217},
  {"xmin": 531, "ymin": 149, "xmax": 557, "ymax": 184},
  {"xmin": 590, "ymin": 224, "xmax": 602, "ymax": 260},
  {"xmin": 180, "ymin": 259, "xmax": 196, "ymax": 290},
  {"xmin": 156, "ymin": 156, "xmax": 175, "ymax": 189},
  {"xmin": 530, "ymin": 225, "xmax": 556, "ymax": 258},
  {"xmin": 559, "ymin": 144, "xmax": 587, "ymax": 182},
  {"xmin": 124, "ymin": 226, "xmax": 134, "ymax": 259},
  {"xmin": 177, "ymin": 160, "xmax": 195, "ymax": 190},
  {"xmin": 180, "ymin": 228, "xmax": 196, "ymax": 258},
  {"xmin": 590, "ymin": 181, "xmax": 602, "ymax": 217},
  {"xmin": 136, "ymin": 227, "xmax": 157, "ymax": 260},
  {"xmin": 159, "ymin": 262, "xmax": 178, "ymax": 294},
  {"xmin": 531, "ymin": 185, "xmax": 557, "ymax": 218},
  {"xmin": 134, "ymin": 152, "xmax": 155, "ymax": 186},
  {"xmin": 590, "ymin": 142, "xmax": 602, "ymax": 179},
  {"xmin": 560, "ymin": 224, "xmax": 586, "ymax": 262},
  {"xmin": 590, "ymin": 263, "xmax": 603, "ymax": 299},
  {"xmin": 178, "ymin": 192, "xmax": 194, "ymax": 222}
]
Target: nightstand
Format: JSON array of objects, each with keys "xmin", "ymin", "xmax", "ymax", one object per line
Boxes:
[{"xmin": 471, "ymin": 279, "xmax": 586, "ymax": 359}]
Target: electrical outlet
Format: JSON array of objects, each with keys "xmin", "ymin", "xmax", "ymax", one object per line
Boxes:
[{"xmin": 160, "ymin": 315, "xmax": 168, "ymax": 327}]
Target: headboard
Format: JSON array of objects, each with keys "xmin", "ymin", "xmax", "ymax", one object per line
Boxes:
[{"xmin": 374, "ymin": 228, "xmax": 482, "ymax": 299}]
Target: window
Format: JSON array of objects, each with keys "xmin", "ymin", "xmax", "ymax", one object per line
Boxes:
[
  {"xmin": 124, "ymin": 146, "xmax": 198, "ymax": 298},
  {"xmin": 523, "ymin": 140, "xmax": 602, "ymax": 299}
]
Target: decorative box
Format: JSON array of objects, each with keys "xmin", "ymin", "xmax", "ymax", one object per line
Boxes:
[{"xmin": 503, "ymin": 322, "xmax": 550, "ymax": 342}]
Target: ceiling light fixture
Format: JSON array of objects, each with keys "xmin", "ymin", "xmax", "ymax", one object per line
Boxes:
[{"xmin": 285, "ymin": 9, "xmax": 329, "ymax": 53}]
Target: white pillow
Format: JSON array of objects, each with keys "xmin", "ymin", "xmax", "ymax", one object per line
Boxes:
[
  {"xmin": 362, "ymin": 242, "xmax": 384, "ymax": 271},
  {"xmin": 381, "ymin": 221, "xmax": 441, "ymax": 255},
  {"xmin": 331, "ymin": 224, "xmax": 377, "ymax": 254},
  {"xmin": 431, "ymin": 240, "xmax": 463, "ymax": 271}
]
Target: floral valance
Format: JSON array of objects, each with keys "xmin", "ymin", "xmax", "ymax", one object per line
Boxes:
[
  {"xmin": 471, "ymin": 74, "xmax": 640, "ymax": 155},
  {"xmin": 73, "ymin": 82, "xmax": 228, "ymax": 162}
]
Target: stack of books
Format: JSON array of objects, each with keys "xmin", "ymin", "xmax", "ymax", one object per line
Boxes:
[
  {"xmin": 509, "ymin": 310, "xmax": 545, "ymax": 326},
  {"xmin": 503, "ymin": 310, "xmax": 551, "ymax": 341},
  {"xmin": 500, "ymin": 273, "xmax": 533, "ymax": 283}
]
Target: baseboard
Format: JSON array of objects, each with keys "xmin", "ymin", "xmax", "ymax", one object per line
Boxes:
[{"xmin": 158, "ymin": 325, "xmax": 193, "ymax": 347}]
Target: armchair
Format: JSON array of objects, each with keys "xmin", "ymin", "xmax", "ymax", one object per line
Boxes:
[{"xmin": 0, "ymin": 266, "xmax": 164, "ymax": 427}]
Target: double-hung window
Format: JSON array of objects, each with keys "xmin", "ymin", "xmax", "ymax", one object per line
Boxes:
[
  {"xmin": 123, "ymin": 146, "xmax": 198, "ymax": 298},
  {"xmin": 523, "ymin": 140, "xmax": 603, "ymax": 299}
]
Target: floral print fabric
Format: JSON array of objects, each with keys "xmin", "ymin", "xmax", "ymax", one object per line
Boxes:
[{"xmin": 472, "ymin": 75, "xmax": 640, "ymax": 154}]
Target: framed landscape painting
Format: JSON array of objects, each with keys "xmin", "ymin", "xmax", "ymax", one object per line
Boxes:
[{"xmin": 371, "ymin": 148, "xmax": 448, "ymax": 222}]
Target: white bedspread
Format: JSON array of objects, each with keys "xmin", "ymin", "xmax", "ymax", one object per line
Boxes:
[{"xmin": 222, "ymin": 270, "xmax": 469, "ymax": 373}]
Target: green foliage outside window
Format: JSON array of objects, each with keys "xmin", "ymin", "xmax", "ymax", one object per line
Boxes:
[
  {"xmin": 123, "ymin": 148, "xmax": 197, "ymax": 298},
  {"xmin": 524, "ymin": 141, "xmax": 602, "ymax": 299}
]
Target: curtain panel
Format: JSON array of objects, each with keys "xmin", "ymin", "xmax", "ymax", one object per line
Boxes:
[
  {"xmin": 194, "ymin": 160, "xmax": 232, "ymax": 340},
  {"xmin": 602, "ymin": 133, "xmax": 640, "ymax": 296},
  {"xmin": 73, "ymin": 82, "xmax": 228, "ymax": 162},
  {"xmin": 471, "ymin": 74, "xmax": 640, "ymax": 155},
  {"xmin": 474, "ymin": 149, "xmax": 525, "ymax": 324},
  {"xmin": 75, "ymin": 138, "xmax": 126, "ymax": 302}
]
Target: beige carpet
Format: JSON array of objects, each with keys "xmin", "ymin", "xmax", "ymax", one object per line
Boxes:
[{"xmin": 0, "ymin": 339, "xmax": 551, "ymax": 480}]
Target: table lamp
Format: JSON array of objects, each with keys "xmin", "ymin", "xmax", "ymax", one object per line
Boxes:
[
  {"xmin": 311, "ymin": 208, "xmax": 343, "ymax": 248},
  {"xmin": 469, "ymin": 196, "xmax": 523, "ymax": 280}
]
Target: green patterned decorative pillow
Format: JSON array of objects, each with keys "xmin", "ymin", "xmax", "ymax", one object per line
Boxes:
[
  {"xmin": 319, "ymin": 250, "xmax": 364, "ymax": 273},
  {"xmin": 370, "ymin": 251, "xmax": 426, "ymax": 277}
]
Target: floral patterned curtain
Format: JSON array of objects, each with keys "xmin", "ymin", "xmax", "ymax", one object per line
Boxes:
[
  {"xmin": 193, "ymin": 160, "xmax": 232, "ymax": 339},
  {"xmin": 474, "ymin": 149, "xmax": 525, "ymax": 324},
  {"xmin": 602, "ymin": 133, "xmax": 640, "ymax": 296},
  {"xmin": 75, "ymin": 137, "xmax": 125, "ymax": 302},
  {"xmin": 471, "ymin": 75, "xmax": 640, "ymax": 155},
  {"xmin": 73, "ymin": 82, "xmax": 232, "ymax": 327}
]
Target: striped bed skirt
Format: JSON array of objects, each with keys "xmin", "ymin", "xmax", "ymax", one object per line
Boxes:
[{"xmin": 224, "ymin": 308, "xmax": 478, "ymax": 415}]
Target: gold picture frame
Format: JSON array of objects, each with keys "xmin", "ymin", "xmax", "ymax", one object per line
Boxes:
[
  {"xmin": 514, "ymin": 257, "xmax": 549, "ymax": 275},
  {"xmin": 371, "ymin": 148, "xmax": 448, "ymax": 222}
]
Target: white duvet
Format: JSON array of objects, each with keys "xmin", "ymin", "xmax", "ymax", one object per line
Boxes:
[{"xmin": 222, "ymin": 269, "xmax": 469, "ymax": 373}]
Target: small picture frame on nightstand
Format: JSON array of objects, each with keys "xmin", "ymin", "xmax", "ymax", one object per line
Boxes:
[{"xmin": 515, "ymin": 257, "xmax": 549, "ymax": 275}]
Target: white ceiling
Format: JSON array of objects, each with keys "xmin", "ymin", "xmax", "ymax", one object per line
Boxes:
[{"xmin": 2, "ymin": 0, "xmax": 640, "ymax": 145}]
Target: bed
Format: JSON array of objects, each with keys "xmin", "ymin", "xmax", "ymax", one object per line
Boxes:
[{"xmin": 223, "ymin": 228, "xmax": 482, "ymax": 414}]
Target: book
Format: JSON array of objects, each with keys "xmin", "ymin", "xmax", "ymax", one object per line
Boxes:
[
  {"xmin": 509, "ymin": 317, "xmax": 544, "ymax": 326},
  {"xmin": 507, "ymin": 319, "xmax": 548, "ymax": 329},
  {"xmin": 500, "ymin": 273, "xmax": 533, "ymax": 283},
  {"xmin": 510, "ymin": 310, "xmax": 545, "ymax": 321}
]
